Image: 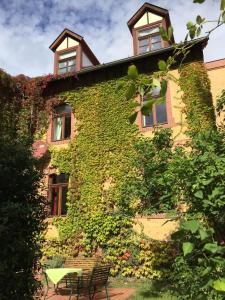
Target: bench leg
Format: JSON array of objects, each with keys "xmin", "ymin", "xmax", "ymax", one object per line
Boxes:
[
  {"xmin": 105, "ymin": 285, "xmax": 110, "ymax": 300},
  {"xmin": 43, "ymin": 285, "xmax": 49, "ymax": 300}
]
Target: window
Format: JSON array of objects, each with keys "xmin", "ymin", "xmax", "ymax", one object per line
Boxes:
[
  {"xmin": 138, "ymin": 26, "xmax": 162, "ymax": 54},
  {"xmin": 142, "ymin": 87, "xmax": 167, "ymax": 127},
  {"xmin": 58, "ymin": 50, "xmax": 76, "ymax": 74},
  {"xmin": 52, "ymin": 104, "xmax": 72, "ymax": 141},
  {"xmin": 48, "ymin": 173, "xmax": 69, "ymax": 216}
]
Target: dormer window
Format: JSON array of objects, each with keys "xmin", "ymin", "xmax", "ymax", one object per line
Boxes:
[
  {"xmin": 127, "ymin": 3, "xmax": 175, "ymax": 56},
  {"xmin": 138, "ymin": 26, "xmax": 162, "ymax": 54},
  {"xmin": 49, "ymin": 29, "xmax": 100, "ymax": 74},
  {"xmin": 58, "ymin": 50, "xmax": 76, "ymax": 74}
]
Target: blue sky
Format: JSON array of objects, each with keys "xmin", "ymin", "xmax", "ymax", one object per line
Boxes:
[{"xmin": 0, "ymin": 0, "xmax": 224, "ymax": 77}]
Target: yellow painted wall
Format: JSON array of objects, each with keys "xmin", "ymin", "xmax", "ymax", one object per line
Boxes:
[
  {"xmin": 207, "ymin": 64, "xmax": 225, "ymax": 126},
  {"xmin": 134, "ymin": 12, "xmax": 162, "ymax": 28},
  {"xmin": 45, "ymin": 216, "xmax": 177, "ymax": 241},
  {"xmin": 56, "ymin": 37, "xmax": 79, "ymax": 51},
  {"xmin": 45, "ymin": 218, "xmax": 59, "ymax": 239},
  {"xmin": 134, "ymin": 216, "xmax": 178, "ymax": 241}
]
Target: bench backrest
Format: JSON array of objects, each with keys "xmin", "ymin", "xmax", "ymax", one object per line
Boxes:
[
  {"xmin": 64, "ymin": 256, "xmax": 102, "ymax": 270},
  {"xmin": 91, "ymin": 264, "xmax": 111, "ymax": 287}
]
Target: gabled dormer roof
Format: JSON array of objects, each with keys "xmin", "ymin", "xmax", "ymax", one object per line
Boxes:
[
  {"xmin": 127, "ymin": 2, "xmax": 173, "ymax": 34},
  {"xmin": 49, "ymin": 28, "xmax": 100, "ymax": 65}
]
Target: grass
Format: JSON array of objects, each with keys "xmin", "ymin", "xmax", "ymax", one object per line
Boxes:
[{"xmin": 109, "ymin": 277, "xmax": 177, "ymax": 300}]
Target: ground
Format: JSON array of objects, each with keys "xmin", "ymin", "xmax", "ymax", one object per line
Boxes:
[{"xmin": 40, "ymin": 287, "xmax": 135, "ymax": 300}]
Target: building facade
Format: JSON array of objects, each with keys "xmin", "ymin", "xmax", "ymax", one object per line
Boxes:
[{"xmin": 38, "ymin": 2, "xmax": 225, "ymax": 239}]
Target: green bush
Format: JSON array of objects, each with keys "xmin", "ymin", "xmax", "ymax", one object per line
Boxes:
[
  {"xmin": 0, "ymin": 138, "xmax": 45, "ymax": 299},
  {"xmin": 0, "ymin": 69, "xmax": 45, "ymax": 299},
  {"xmin": 168, "ymin": 130, "xmax": 225, "ymax": 299},
  {"xmin": 44, "ymin": 256, "xmax": 65, "ymax": 269}
]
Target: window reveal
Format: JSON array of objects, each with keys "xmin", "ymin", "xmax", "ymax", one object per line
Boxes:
[
  {"xmin": 52, "ymin": 104, "xmax": 72, "ymax": 141},
  {"xmin": 58, "ymin": 50, "xmax": 76, "ymax": 74},
  {"xmin": 49, "ymin": 173, "xmax": 69, "ymax": 216},
  {"xmin": 138, "ymin": 26, "xmax": 162, "ymax": 54},
  {"xmin": 142, "ymin": 87, "xmax": 168, "ymax": 127}
]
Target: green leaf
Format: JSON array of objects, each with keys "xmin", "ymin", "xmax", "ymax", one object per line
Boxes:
[
  {"xmin": 193, "ymin": 0, "xmax": 205, "ymax": 3},
  {"xmin": 138, "ymin": 85, "xmax": 145, "ymax": 97},
  {"xmin": 196, "ymin": 27, "xmax": 202, "ymax": 37},
  {"xmin": 222, "ymin": 11, "xmax": 225, "ymax": 22},
  {"xmin": 128, "ymin": 111, "xmax": 138, "ymax": 124},
  {"xmin": 128, "ymin": 65, "xmax": 138, "ymax": 80},
  {"xmin": 160, "ymin": 80, "xmax": 167, "ymax": 97},
  {"xmin": 183, "ymin": 242, "xmax": 194, "ymax": 256},
  {"xmin": 221, "ymin": 0, "xmax": 225, "ymax": 10},
  {"xmin": 201, "ymin": 266, "xmax": 212, "ymax": 276},
  {"xmin": 141, "ymin": 100, "xmax": 154, "ymax": 115},
  {"xmin": 126, "ymin": 83, "xmax": 136, "ymax": 100},
  {"xmin": 189, "ymin": 27, "xmax": 196, "ymax": 39},
  {"xmin": 155, "ymin": 97, "xmax": 166, "ymax": 105},
  {"xmin": 203, "ymin": 243, "xmax": 220, "ymax": 254},
  {"xmin": 196, "ymin": 15, "xmax": 204, "ymax": 24},
  {"xmin": 152, "ymin": 78, "xmax": 161, "ymax": 87},
  {"xmin": 158, "ymin": 60, "xmax": 167, "ymax": 71},
  {"xmin": 171, "ymin": 230, "xmax": 185, "ymax": 241},
  {"xmin": 159, "ymin": 27, "xmax": 168, "ymax": 41},
  {"xmin": 165, "ymin": 210, "xmax": 178, "ymax": 219},
  {"xmin": 168, "ymin": 26, "xmax": 173, "ymax": 41},
  {"xmin": 194, "ymin": 190, "xmax": 203, "ymax": 199},
  {"xmin": 182, "ymin": 220, "xmax": 200, "ymax": 233},
  {"xmin": 199, "ymin": 228, "xmax": 209, "ymax": 240},
  {"xmin": 187, "ymin": 21, "xmax": 194, "ymax": 30},
  {"xmin": 213, "ymin": 278, "xmax": 225, "ymax": 292},
  {"xmin": 116, "ymin": 82, "xmax": 124, "ymax": 92}
]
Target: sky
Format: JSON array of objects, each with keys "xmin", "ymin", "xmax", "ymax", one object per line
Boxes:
[{"xmin": 0, "ymin": 0, "xmax": 224, "ymax": 77}]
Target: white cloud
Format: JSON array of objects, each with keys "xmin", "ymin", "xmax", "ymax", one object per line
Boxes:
[{"xmin": 0, "ymin": 0, "xmax": 224, "ymax": 77}]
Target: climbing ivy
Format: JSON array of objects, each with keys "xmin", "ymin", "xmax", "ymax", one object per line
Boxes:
[
  {"xmin": 179, "ymin": 62, "xmax": 216, "ymax": 135},
  {"xmin": 57, "ymin": 78, "xmax": 139, "ymax": 218}
]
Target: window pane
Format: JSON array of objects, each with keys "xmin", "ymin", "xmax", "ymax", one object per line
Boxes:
[
  {"xmin": 152, "ymin": 86, "xmax": 161, "ymax": 97},
  {"xmin": 151, "ymin": 34, "xmax": 161, "ymax": 43},
  {"xmin": 59, "ymin": 61, "xmax": 67, "ymax": 68},
  {"xmin": 156, "ymin": 103, "xmax": 167, "ymax": 124},
  {"xmin": 143, "ymin": 112, "xmax": 154, "ymax": 127},
  {"xmin": 59, "ymin": 50, "xmax": 76, "ymax": 60},
  {"xmin": 139, "ymin": 45, "xmax": 149, "ymax": 54},
  {"xmin": 58, "ymin": 68, "xmax": 67, "ymax": 75},
  {"xmin": 55, "ymin": 105, "xmax": 72, "ymax": 114},
  {"xmin": 68, "ymin": 59, "xmax": 76, "ymax": 66},
  {"xmin": 64, "ymin": 115, "xmax": 71, "ymax": 138},
  {"xmin": 139, "ymin": 26, "xmax": 159, "ymax": 37},
  {"xmin": 68, "ymin": 65, "xmax": 76, "ymax": 72},
  {"xmin": 51, "ymin": 173, "xmax": 69, "ymax": 184},
  {"xmin": 61, "ymin": 186, "xmax": 68, "ymax": 215},
  {"xmin": 139, "ymin": 38, "xmax": 149, "ymax": 47},
  {"xmin": 53, "ymin": 117, "xmax": 62, "ymax": 140},
  {"xmin": 151, "ymin": 42, "xmax": 162, "ymax": 50},
  {"xmin": 50, "ymin": 187, "xmax": 59, "ymax": 216}
]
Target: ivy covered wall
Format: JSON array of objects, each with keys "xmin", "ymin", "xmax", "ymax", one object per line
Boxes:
[
  {"xmin": 50, "ymin": 77, "xmax": 140, "ymax": 238},
  {"xmin": 46, "ymin": 61, "xmax": 217, "ymax": 277},
  {"xmin": 179, "ymin": 62, "xmax": 216, "ymax": 135}
]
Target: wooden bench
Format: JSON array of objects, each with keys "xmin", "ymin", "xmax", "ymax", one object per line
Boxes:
[
  {"xmin": 58, "ymin": 259, "xmax": 111, "ymax": 300},
  {"xmin": 64, "ymin": 256, "xmax": 102, "ymax": 271}
]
